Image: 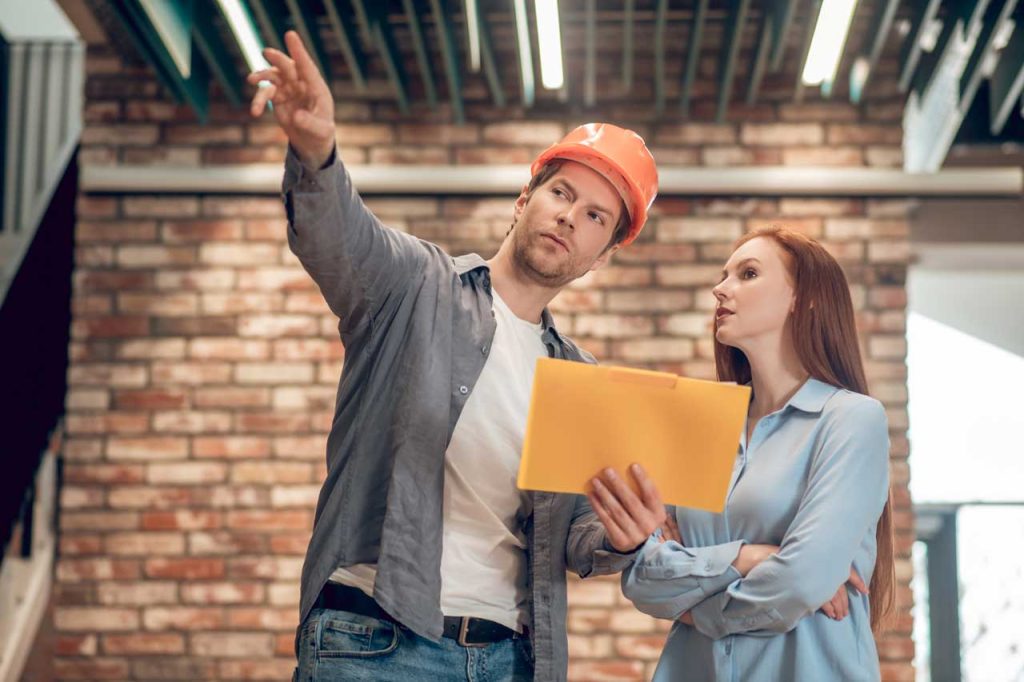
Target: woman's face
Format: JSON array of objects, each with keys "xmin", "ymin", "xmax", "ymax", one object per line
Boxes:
[{"xmin": 712, "ymin": 236, "xmax": 796, "ymax": 351}]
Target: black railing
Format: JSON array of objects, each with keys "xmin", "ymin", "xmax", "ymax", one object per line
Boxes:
[{"xmin": 0, "ymin": 153, "xmax": 75, "ymax": 557}]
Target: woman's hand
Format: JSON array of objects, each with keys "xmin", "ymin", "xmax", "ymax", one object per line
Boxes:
[
  {"xmin": 731, "ymin": 543, "xmax": 780, "ymax": 576},
  {"xmin": 247, "ymin": 31, "xmax": 336, "ymax": 170},
  {"xmin": 820, "ymin": 567, "xmax": 869, "ymax": 620},
  {"xmin": 587, "ymin": 464, "xmax": 666, "ymax": 553},
  {"xmin": 657, "ymin": 510, "xmax": 683, "ymax": 544}
]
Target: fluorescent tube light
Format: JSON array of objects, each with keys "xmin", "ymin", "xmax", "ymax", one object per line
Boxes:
[
  {"xmin": 801, "ymin": 0, "xmax": 859, "ymax": 86},
  {"xmin": 216, "ymin": 0, "xmax": 269, "ymax": 72},
  {"xmin": 535, "ymin": 0, "xmax": 564, "ymax": 89}
]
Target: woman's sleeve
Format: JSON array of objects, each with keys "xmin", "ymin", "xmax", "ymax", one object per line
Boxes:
[
  {"xmin": 620, "ymin": 532, "xmax": 746, "ymax": 620},
  {"xmin": 688, "ymin": 399, "xmax": 890, "ymax": 640}
]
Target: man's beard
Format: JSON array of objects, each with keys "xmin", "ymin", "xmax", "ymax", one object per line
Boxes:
[{"xmin": 510, "ymin": 225, "xmax": 586, "ymax": 288}]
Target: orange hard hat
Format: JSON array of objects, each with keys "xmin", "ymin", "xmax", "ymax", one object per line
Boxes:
[{"xmin": 530, "ymin": 123, "xmax": 658, "ymax": 246}]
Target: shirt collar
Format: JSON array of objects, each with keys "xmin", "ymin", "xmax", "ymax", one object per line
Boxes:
[
  {"xmin": 786, "ymin": 378, "xmax": 840, "ymax": 413},
  {"xmin": 452, "ymin": 253, "xmax": 564, "ymax": 342}
]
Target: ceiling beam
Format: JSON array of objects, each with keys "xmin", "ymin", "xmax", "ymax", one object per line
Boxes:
[
  {"xmin": 364, "ymin": 4, "xmax": 410, "ymax": 114},
  {"xmin": 511, "ymin": 0, "xmax": 535, "ymax": 107},
  {"xmin": 961, "ymin": 0, "xmax": 1019, "ymax": 109},
  {"xmin": 654, "ymin": 0, "xmax": 668, "ymax": 115},
  {"xmin": 247, "ymin": 0, "xmax": 287, "ymax": 51},
  {"xmin": 324, "ymin": 0, "xmax": 368, "ymax": 91},
  {"xmin": 191, "ymin": 10, "xmax": 243, "ymax": 106},
  {"xmin": 477, "ymin": 6, "xmax": 506, "ymax": 107},
  {"xmin": 284, "ymin": 0, "xmax": 333, "ymax": 82},
  {"xmin": 680, "ymin": 0, "xmax": 708, "ymax": 115},
  {"xmin": 747, "ymin": 9, "xmax": 774, "ymax": 104},
  {"xmin": 431, "ymin": 0, "xmax": 466, "ymax": 122},
  {"xmin": 908, "ymin": 11, "xmax": 957, "ymax": 96},
  {"xmin": 622, "ymin": 0, "xmax": 635, "ymax": 90},
  {"xmin": 769, "ymin": 0, "xmax": 798, "ymax": 70},
  {"xmin": 400, "ymin": 0, "xmax": 437, "ymax": 106},
  {"xmin": 584, "ymin": 0, "xmax": 596, "ymax": 106},
  {"xmin": 899, "ymin": 0, "xmax": 943, "ymax": 92},
  {"xmin": 717, "ymin": 0, "xmax": 750, "ymax": 121},
  {"xmin": 988, "ymin": 9, "xmax": 1024, "ymax": 133},
  {"xmin": 849, "ymin": 0, "xmax": 900, "ymax": 103},
  {"xmin": 794, "ymin": 0, "xmax": 821, "ymax": 102}
]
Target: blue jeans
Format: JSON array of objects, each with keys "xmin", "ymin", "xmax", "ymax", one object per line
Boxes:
[{"xmin": 294, "ymin": 607, "xmax": 535, "ymax": 681}]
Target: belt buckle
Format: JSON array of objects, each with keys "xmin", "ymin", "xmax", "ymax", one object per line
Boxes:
[{"xmin": 457, "ymin": 617, "xmax": 488, "ymax": 648}]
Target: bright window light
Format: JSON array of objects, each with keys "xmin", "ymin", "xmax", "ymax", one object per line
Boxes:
[
  {"xmin": 216, "ymin": 0, "xmax": 269, "ymax": 72},
  {"xmin": 801, "ymin": 0, "xmax": 859, "ymax": 86},
  {"xmin": 535, "ymin": 0, "xmax": 564, "ymax": 90}
]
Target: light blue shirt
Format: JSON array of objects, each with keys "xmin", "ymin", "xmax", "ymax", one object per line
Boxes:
[{"xmin": 621, "ymin": 378, "xmax": 890, "ymax": 681}]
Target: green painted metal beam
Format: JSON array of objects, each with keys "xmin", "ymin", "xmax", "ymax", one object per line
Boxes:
[
  {"xmin": 511, "ymin": 0, "xmax": 535, "ymax": 107},
  {"xmin": 584, "ymin": 0, "xmax": 596, "ymax": 107},
  {"xmin": 717, "ymin": 0, "xmax": 750, "ymax": 121},
  {"xmin": 248, "ymin": 0, "xmax": 288, "ymax": 51},
  {"xmin": 192, "ymin": 9, "xmax": 243, "ymax": 106},
  {"xmin": 680, "ymin": 0, "xmax": 708, "ymax": 115},
  {"xmin": 476, "ymin": 6, "xmax": 506, "ymax": 108},
  {"xmin": 899, "ymin": 0, "xmax": 942, "ymax": 92},
  {"xmin": 909, "ymin": 12, "xmax": 956, "ymax": 96},
  {"xmin": 431, "ymin": 0, "xmax": 466, "ymax": 122},
  {"xmin": 961, "ymin": 0, "xmax": 1018, "ymax": 109},
  {"xmin": 849, "ymin": 0, "xmax": 900, "ymax": 103},
  {"xmin": 746, "ymin": 8, "xmax": 774, "ymax": 104},
  {"xmin": 364, "ymin": 4, "xmax": 410, "ymax": 114},
  {"xmin": 654, "ymin": 0, "xmax": 668, "ymax": 115},
  {"xmin": 988, "ymin": 8, "xmax": 1024, "ymax": 133},
  {"xmin": 401, "ymin": 0, "xmax": 437, "ymax": 107},
  {"xmin": 622, "ymin": 0, "xmax": 635, "ymax": 90},
  {"xmin": 769, "ymin": 0, "xmax": 797, "ymax": 70},
  {"xmin": 794, "ymin": 0, "xmax": 821, "ymax": 102},
  {"xmin": 324, "ymin": 0, "xmax": 368, "ymax": 91},
  {"xmin": 284, "ymin": 0, "xmax": 332, "ymax": 82},
  {"xmin": 109, "ymin": 0, "xmax": 210, "ymax": 121}
]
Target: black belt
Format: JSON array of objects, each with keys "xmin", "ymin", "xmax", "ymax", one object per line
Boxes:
[{"xmin": 316, "ymin": 581, "xmax": 525, "ymax": 647}]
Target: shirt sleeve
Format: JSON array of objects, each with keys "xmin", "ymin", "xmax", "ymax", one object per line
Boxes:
[
  {"xmin": 282, "ymin": 145, "xmax": 430, "ymax": 336},
  {"xmin": 620, "ymin": 533, "xmax": 745, "ymax": 620},
  {"xmin": 689, "ymin": 399, "xmax": 890, "ymax": 640},
  {"xmin": 565, "ymin": 496, "xmax": 641, "ymax": 577}
]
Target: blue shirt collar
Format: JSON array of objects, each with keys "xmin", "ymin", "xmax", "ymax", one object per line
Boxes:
[{"xmin": 786, "ymin": 378, "xmax": 841, "ymax": 413}]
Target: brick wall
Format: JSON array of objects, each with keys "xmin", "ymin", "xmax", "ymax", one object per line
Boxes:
[{"xmin": 52, "ymin": 42, "xmax": 915, "ymax": 681}]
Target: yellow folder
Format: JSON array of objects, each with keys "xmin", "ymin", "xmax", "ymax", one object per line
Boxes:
[{"xmin": 518, "ymin": 358, "xmax": 751, "ymax": 513}]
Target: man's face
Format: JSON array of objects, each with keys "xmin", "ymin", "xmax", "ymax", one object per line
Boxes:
[{"xmin": 508, "ymin": 160, "xmax": 625, "ymax": 288}]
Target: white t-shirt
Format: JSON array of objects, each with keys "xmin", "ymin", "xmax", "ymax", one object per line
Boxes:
[{"xmin": 330, "ymin": 288, "xmax": 547, "ymax": 631}]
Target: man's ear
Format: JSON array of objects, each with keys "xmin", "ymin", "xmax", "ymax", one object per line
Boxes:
[
  {"xmin": 513, "ymin": 184, "xmax": 529, "ymax": 221},
  {"xmin": 590, "ymin": 243, "xmax": 620, "ymax": 272}
]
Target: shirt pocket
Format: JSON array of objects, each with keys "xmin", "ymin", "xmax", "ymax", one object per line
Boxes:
[{"xmin": 317, "ymin": 611, "xmax": 400, "ymax": 659}]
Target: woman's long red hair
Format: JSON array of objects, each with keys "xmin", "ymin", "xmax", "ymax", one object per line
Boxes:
[{"xmin": 713, "ymin": 226, "xmax": 895, "ymax": 634}]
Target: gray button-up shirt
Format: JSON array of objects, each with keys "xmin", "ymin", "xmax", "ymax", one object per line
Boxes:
[{"xmin": 282, "ymin": 148, "xmax": 634, "ymax": 681}]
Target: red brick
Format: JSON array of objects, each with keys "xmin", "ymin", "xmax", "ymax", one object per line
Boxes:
[
  {"xmin": 194, "ymin": 387, "xmax": 272, "ymax": 408},
  {"xmin": 57, "ymin": 558, "xmax": 141, "ymax": 582},
  {"xmin": 145, "ymin": 558, "xmax": 226, "ymax": 580},
  {"xmin": 114, "ymin": 388, "xmax": 188, "ymax": 410},
  {"xmin": 102, "ymin": 633, "xmax": 185, "ymax": 655},
  {"xmin": 227, "ymin": 510, "xmax": 312, "ymax": 531},
  {"xmin": 77, "ymin": 220, "xmax": 158, "ymax": 242},
  {"xmin": 106, "ymin": 436, "xmax": 189, "ymax": 461},
  {"xmin": 195, "ymin": 436, "xmax": 271, "ymax": 458},
  {"xmin": 141, "ymin": 510, "xmax": 223, "ymax": 531},
  {"xmin": 53, "ymin": 658, "xmax": 131, "ymax": 680},
  {"xmin": 142, "ymin": 607, "xmax": 225, "ymax": 631},
  {"xmin": 55, "ymin": 634, "xmax": 98, "ymax": 656},
  {"xmin": 56, "ymin": 607, "xmax": 140, "ymax": 631},
  {"xmin": 104, "ymin": 532, "xmax": 185, "ymax": 555},
  {"xmin": 108, "ymin": 486, "xmax": 196, "ymax": 509},
  {"xmin": 71, "ymin": 316, "xmax": 150, "ymax": 339},
  {"xmin": 146, "ymin": 462, "xmax": 227, "ymax": 484},
  {"xmin": 181, "ymin": 582, "xmax": 266, "ymax": 604}
]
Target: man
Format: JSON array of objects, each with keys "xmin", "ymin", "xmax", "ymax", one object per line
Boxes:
[{"xmin": 248, "ymin": 31, "xmax": 665, "ymax": 681}]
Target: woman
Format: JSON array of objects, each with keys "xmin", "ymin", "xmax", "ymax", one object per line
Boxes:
[{"xmin": 620, "ymin": 227, "xmax": 895, "ymax": 681}]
